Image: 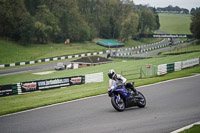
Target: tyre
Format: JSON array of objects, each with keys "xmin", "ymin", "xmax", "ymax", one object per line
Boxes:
[
  {"xmin": 137, "ymin": 92, "xmax": 146, "ymax": 108},
  {"xmin": 111, "ymin": 96, "xmax": 125, "ymax": 112}
]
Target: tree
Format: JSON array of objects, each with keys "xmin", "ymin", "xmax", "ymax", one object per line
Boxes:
[
  {"xmin": 34, "ymin": 5, "xmax": 60, "ymax": 43},
  {"xmin": 190, "ymin": 11, "xmax": 200, "ymax": 41},
  {"xmin": 120, "ymin": 13, "xmax": 139, "ymax": 42},
  {"xmin": 0, "ymin": 0, "xmax": 30, "ymax": 41},
  {"xmin": 138, "ymin": 6, "xmax": 157, "ymax": 33},
  {"xmin": 18, "ymin": 13, "xmax": 35, "ymax": 44},
  {"xmin": 153, "ymin": 7, "xmax": 160, "ymax": 30},
  {"xmin": 49, "ymin": 0, "xmax": 90, "ymax": 42}
]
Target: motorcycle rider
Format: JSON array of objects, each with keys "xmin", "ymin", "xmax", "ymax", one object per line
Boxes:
[{"xmin": 108, "ymin": 69, "xmax": 138, "ymax": 95}]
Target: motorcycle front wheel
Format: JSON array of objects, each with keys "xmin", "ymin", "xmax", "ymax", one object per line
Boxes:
[{"xmin": 111, "ymin": 96, "xmax": 125, "ymax": 112}]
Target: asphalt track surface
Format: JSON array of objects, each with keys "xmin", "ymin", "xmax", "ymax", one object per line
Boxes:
[{"xmin": 1, "ymin": 74, "xmax": 200, "ymax": 133}]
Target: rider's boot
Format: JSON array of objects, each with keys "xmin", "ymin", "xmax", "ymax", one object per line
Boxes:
[{"xmin": 132, "ymin": 86, "xmax": 138, "ymax": 95}]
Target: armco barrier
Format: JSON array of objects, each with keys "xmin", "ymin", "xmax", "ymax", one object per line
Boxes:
[{"xmin": 157, "ymin": 58, "xmax": 200, "ymax": 76}]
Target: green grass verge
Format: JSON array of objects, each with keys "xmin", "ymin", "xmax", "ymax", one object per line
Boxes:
[
  {"xmin": 178, "ymin": 125, "xmax": 200, "ymax": 133},
  {"xmin": 159, "ymin": 13, "xmax": 192, "ymax": 34}
]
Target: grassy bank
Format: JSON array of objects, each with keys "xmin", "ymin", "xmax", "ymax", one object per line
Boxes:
[{"xmin": 159, "ymin": 13, "xmax": 191, "ymax": 34}]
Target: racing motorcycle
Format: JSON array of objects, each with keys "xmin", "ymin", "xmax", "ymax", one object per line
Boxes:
[{"xmin": 107, "ymin": 83, "xmax": 146, "ymax": 112}]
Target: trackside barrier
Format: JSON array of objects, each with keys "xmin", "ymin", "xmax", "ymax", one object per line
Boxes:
[
  {"xmin": 157, "ymin": 58, "xmax": 200, "ymax": 76},
  {"xmin": 0, "ymin": 72, "xmax": 104, "ymax": 97},
  {"xmin": 85, "ymin": 72, "xmax": 103, "ymax": 84}
]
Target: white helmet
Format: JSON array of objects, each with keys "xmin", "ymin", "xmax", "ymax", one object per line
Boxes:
[{"xmin": 108, "ymin": 69, "xmax": 116, "ymax": 79}]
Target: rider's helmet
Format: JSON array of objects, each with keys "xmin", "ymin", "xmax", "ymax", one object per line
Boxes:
[{"xmin": 108, "ymin": 69, "xmax": 116, "ymax": 79}]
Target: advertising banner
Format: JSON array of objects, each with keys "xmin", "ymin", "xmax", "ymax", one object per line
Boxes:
[
  {"xmin": 0, "ymin": 84, "xmax": 18, "ymax": 97},
  {"xmin": 37, "ymin": 76, "xmax": 85, "ymax": 90},
  {"xmin": 1, "ymin": 75, "xmax": 85, "ymax": 96},
  {"xmin": 70, "ymin": 76, "xmax": 85, "ymax": 85},
  {"xmin": 21, "ymin": 82, "xmax": 38, "ymax": 92},
  {"xmin": 37, "ymin": 77, "xmax": 70, "ymax": 90},
  {"xmin": 139, "ymin": 34, "xmax": 194, "ymax": 38}
]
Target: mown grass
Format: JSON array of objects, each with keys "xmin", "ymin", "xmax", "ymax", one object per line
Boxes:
[
  {"xmin": 0, "ymin": 40, "xmax": 105, "ymax": 64},
  {"xmin": 159, "ymin": 13, "xmax": 192, "ymax": 34},
  {"xmin": 0, "ymin": 38, "xmax": 160, "ymax": 65}
]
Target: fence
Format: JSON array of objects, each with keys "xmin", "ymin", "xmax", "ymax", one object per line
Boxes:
[
  {"xmin": 121, "ymin": 65, "xmax": 156, "ymax": 80},
  {"xmin": 121, "ymin": 68, "xmax": 141, "ymax": 80}
]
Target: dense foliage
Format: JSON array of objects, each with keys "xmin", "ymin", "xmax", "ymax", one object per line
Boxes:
[{"xmin": 0, "ymin": 0, "xmax": 159, "ymax": 44}]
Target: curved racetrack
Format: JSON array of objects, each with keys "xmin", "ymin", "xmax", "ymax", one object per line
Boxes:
[{"xmin": 1, "ymin": 75, "xmax": 200, "ymax": 133}]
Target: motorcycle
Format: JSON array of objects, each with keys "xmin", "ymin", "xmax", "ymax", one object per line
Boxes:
[{"xmin": 107, "ymin": 83, "xmax": 146, "ymax": 112}]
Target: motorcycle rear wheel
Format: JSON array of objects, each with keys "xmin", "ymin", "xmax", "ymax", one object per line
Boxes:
[{"xmin": 111, "ymin": 96, "xmax": 125, "ymax": 112}]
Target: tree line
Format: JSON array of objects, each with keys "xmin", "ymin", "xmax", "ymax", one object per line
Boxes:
[
  {"xmin": 156, "ymin": 5, "xmax": 189, "ymax": 14},
  {"xmin": 0, "ymin": 0, "xmax": 160, "ymax": 44},
  {"xmin": 190, "ymin": 9, "xmax": 200, "ymax": 42},
  {"xmin": 190, "ymin": 7, "xmax": 200, "ymax": 15}
]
